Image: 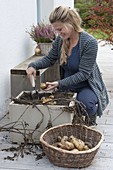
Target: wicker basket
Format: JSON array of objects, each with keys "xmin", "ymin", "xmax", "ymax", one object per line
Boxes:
[{"xmin": 40, "ymin": 123, "xmax": 104, "ymax": 168}]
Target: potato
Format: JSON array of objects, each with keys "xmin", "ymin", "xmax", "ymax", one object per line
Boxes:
[
  {"xmin": 61, "ymin": 136, "xmax": 68, "ymax": 145},
  {"xmin": 71, "ymin": 148, "xmax": 79, "ymax": 153},
  {"xmin": 57, "ymin": 136, "xmax": 74, "ymax": 150},
  {"xmin": 40, "ymin": 83, "xmax": 47, "ymax": 90},
  {"xmin": 57, "ymin": 136, "xmax": 62, "ymax": 142},
  {"xmin": 49, "ymin": 95, "xmax": 54, "ymax": 99},
  {"xmin": 83, "ymin": 145, "xmax": 89, "ymax": 150},
  {"xmin": 57, "ymin": 142, "xmax": 67, "ymax": 150},
  {"xmin": 69, "ymin": 135, "xmax": 85, "ymax": 151},
  {"xmin": 41, "ymin": 97, "xmax": 52, "ymax": 104},
  {"xmin": 64, "ymin": 141, "xmax": 75, "ymax": 150}
]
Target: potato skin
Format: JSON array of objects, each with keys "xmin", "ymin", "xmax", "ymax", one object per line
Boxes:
[
  {"xmin": 69, "ymin": 135, "xmax": 85, "ymax": 151},
  {"xmin": 52, "ymin": 135, "xmax": 90, "ymax": 151},
  {"xmin": 40, "ymin": 83, "xmax": 47, "ymax": 90}
]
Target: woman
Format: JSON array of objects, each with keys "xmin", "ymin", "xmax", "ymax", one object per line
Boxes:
[{"xmin": 26, "ymin": 6, "xmax": 109, "ymax": 126}]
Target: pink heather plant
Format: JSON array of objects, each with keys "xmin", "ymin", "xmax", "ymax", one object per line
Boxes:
[{"xmin": 27, "ymin": 23, "xmax": 56, "ymax": 43}]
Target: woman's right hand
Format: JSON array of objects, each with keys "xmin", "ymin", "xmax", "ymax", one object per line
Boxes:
[{"xmin": 26, "ymin": 67, "xmax": 36, "ymax": 80}]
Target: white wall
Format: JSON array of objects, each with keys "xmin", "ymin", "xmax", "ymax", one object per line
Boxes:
[
  {"xmin": 54, "ymin": 0, "xmax": 74, "ymax": 8},
  {"xmin": 0, "ymin": 0, "xmax": 74, "ymax": 116},
  {"xmin": 38, "ymin": 0, "xmax": 74, "ymax": 23},
  {"xmin": 0, "ymin": 0, "xmax": 37, "ymax": 116}
]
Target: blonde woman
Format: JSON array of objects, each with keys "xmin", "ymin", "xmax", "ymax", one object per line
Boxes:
[{"xmin": 26, "ymin": 6, "xmax": 109, "ymax": 126}]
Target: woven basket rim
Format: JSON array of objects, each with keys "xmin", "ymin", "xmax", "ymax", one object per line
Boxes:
[{"xmin": 40, "ymin": 123, "xmax": 104, "ymax": 154}]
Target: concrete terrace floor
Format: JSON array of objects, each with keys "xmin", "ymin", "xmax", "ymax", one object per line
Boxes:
[{"xmin": 0, "ymin": 41, "xmax": 113, "ymax": 170}]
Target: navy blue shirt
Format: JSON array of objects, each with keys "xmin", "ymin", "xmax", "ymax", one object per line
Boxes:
[{"xmin": 60, "ymin": 42, "xmax": 89, "ymax": 92}]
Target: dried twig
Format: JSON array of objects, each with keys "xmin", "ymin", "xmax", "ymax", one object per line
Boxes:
[{"xmin": 0, "ymin": 92, "xmax": 89, "ymax": 161}]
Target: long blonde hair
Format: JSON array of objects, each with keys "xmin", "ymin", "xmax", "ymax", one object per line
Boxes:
[{"xmin": 49, "ymin": 6, "xmax": 83, "ymax": 65}]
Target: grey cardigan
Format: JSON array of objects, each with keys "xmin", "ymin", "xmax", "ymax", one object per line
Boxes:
[{"xmin": 29, "ymin": 31, "xmax": 109, "ymax": 117}]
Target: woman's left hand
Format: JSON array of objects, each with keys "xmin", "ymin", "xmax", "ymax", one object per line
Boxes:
[{"xmin": 45, "ymin": 81, "xmax": 59, "ymax": 91}]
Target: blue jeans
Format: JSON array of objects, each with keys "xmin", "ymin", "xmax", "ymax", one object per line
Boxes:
[{"xmin": 76, "ymin": 87, "xmax": 98, "ymax": 116}]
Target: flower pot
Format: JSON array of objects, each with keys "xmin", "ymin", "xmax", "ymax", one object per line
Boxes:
[{"xmin": 38, "ymin": 43, "xmax": 52, "ymax": 56}]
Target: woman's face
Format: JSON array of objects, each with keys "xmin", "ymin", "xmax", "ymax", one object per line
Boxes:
[{"xmin": 52, "ymin": 21, "xmax": 74, "ymax": 40}]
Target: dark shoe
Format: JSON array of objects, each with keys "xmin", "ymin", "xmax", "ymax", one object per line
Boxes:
[{"xmin": 85, "ymin": 114, "xmax": 97, "ymax": 126}]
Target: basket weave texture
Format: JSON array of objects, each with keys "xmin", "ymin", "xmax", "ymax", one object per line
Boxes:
[{"xmin": 40, "ymin": 124, "xmax": 104, "ymax": 168}]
